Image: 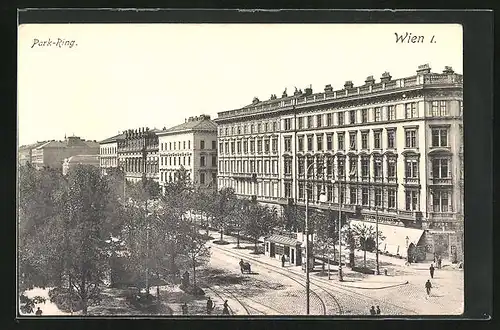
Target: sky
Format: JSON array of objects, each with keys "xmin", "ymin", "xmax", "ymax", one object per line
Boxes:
[{"xmin": 18, "ymin": 24, "xmax": 462, "ymax": 146}]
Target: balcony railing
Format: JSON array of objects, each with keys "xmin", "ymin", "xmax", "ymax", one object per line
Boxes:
[
  {"xmin": 431, "ymin": 177, "xmax": 452, "ymax": 185},
  {"xmin": 404, "ymin": 177, "xmax": 420, "ymax": 185}
]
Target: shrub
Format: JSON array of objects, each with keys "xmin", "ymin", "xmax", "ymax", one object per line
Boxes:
[
  {"xmin": 351, "ymin": 266, "xmax": 375, "ymax": 275},
  {"xmin": 48, "ymin": 287, "xmax": 83, "ymax": 312},
  {"xmin": 179, "ymin": 284, "xmax": 205, "ymax": 296}
]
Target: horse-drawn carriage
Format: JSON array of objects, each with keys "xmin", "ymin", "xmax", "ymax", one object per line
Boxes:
[{"xmin": 239, "ymin": 259, "xmax": 251, "ymax": 274}]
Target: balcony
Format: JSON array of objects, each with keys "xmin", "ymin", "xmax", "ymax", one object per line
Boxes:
[
  {"xmin": 430, "ymin": 177, "xmax": 452, "ymax": 185},
  {"xmin": 398, "ymin": 210, "xmax": 414, "ymax": 218},
  {"xmin": 373, "ymin": 176, "xmax": 384, "ymax": 183},
  {"xmin": 429, "ymin": 212, "xmax": 456, "ymax": 220},
  {"xmin": 386, "ymin": 177, "xmax": 397, "ymax": 184},
  {"xmin": 403, "ymin": 177, "xmax": 420, "ymax": 185}
]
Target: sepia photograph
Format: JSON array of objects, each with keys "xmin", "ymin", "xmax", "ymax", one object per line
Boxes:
[{"xmin": 17, "ymin": 20, "xmax": 465, "ymax": 317}]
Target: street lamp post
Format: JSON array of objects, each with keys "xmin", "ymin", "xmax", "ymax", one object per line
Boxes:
[{"xmin": 304, "ymin": 161, "xmax": 315, "ymax": 315}]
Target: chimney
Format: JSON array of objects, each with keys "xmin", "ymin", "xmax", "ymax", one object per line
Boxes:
[
  {"xmin": 380, "ymin": 71, "xmax": 392, "ymax": 83},
  {"xmin": 304, "ymin": 85, "xmax": 312, "ymax": 96},
  {"xmin": 324, "ymin": 84, "xmax": 333, "ymax": 94},
  {"xmin": 364, "ymin": 75, "xmax": 375, "ymax": 85},
  {"xmin": 443, "ymin": 66, "xmax": 455, "ymax": 74},
  {"xmin": 417, "ymin": 64, "xmax": 431, "ymax": 75},
  {"xmin": 344, "ymin": 80, "xmax": 354, "ymax": 89},
  {"xmin": 252, "ymin": 97, "xmax": 260, "ymax": 104}
]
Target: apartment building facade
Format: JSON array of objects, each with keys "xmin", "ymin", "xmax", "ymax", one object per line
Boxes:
[
  {"xmin": 99, "ymin": 133, "xmax": 124, "ymax": 175},
  {"xmin": 157, "ymin": 115, "xmax": 218, "ymax": 193},
  {"xmin": 216, "ymin": 64, "xmax": 463, "ymax": 260},
  {"xmin": 117, "ymin": 127, "xmax": 160, "ymax": 183}
]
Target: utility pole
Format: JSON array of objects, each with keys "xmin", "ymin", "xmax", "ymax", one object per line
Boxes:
[
  {"xmin": 376, "ymin": 207, "xmax": 380, "ymax": 275},
  {"xmin": 338, "ymin": 172, "xmax": 343, "ymax": 282}
]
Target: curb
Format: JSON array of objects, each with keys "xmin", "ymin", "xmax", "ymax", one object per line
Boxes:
[{"xmin": 338, "ymin": 281, "xmax": 409, "ymax": 290}]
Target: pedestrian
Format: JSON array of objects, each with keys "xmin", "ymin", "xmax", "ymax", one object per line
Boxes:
[
  {"xmin": 437, "ymin": 256, "xmax": 442, "ymax": 269},
  {"xmin": 222, "ymin": 300, "xmax": 230, "ymax": 315},
  {"xmin": 181, "ymin": 302, "xmax": 188, "ymax": 315},
  {"xmin": 425, "ymin": 279, "xmax": 432, "ymax": 296},
  {"xmin": 384, "ymin": 269, "xmax": 388, "ymax": 276},
  {"xmin": 429, "ymin": 264, "xmax": 435, "ymax": 279},
  {"xmin": 281, "ymin": 254, "xmax": 286, "ymax": 267},
  {"xmin": 206, "ymin": 297, "xmax": 214, "ymax": 315},
  {"xmin": 376, "ymin": 306, "xmax": 381, "ymax": 315},
  {"xmin": 35, "ymin": 307, "xmax": 42, "ymax": 316},
  {"xmin": 369, "ymin": 306, "xmax": 376, "ymax": 315}
]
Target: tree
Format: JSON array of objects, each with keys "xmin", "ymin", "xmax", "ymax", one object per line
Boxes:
[
  {"xmin": 243, "ymin": 203, "xmax": 278, "ymax": 254},
  {"xmin": 281, "ymin": 202, "xmax": 304, "ymax": 233},
  {"xmin": 349, "ymin": 222, "xmax": 385, "ymax": 268},
  {"xmin": 183, "ymin": 218, "xmax": 211, "ymax": 287},
  {"xmin": 230, "ymin": 198, "xmax": 251, "ymax": 248},
  {"xmin": 210, "ymin": 187, "xmax": 238, "ymax": 243},
  {"xmin": 311, "ymin": 211, "xmax": 334, "ymax": 271},
  {"xmin": 58, "ymin": 165, "xmax": 112, "ymax": 314}
]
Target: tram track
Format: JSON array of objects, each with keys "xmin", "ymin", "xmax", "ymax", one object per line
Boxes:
[
  {"xmin": 210, "ymin": 243, "xmax": 332, "ymax": 315},
  {"xmin": 211, "ymin": 241, "xmax": 416, "ymax": 315}
]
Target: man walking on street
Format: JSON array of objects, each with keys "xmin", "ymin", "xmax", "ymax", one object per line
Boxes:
[
  {"xmin": 282, "ymin": 254, "xmax": 286, "ymax": 267},
  {"xmin": 429, "ymin": 264, "xmax": 435, "ymax": 279},
  {"xmin": 376, "ymin": 306, "xmax": 381, "ymax": 315},
  {"xmin": 425, "ymin": 279, "xmax": 432, "ymax": 296},
  {"xmin": 35, "ymin": 307, "xmax": 42, "ymax": 316},
  {"xmin": 369, "ymin": 306, "xmax": 376, "ymax": 315},
  {"xmin": 222, "ymin": 300, "xmax": 230, "ymax": 315},
  {"xmin": 206, "ymin": 297, "xmax": 214, "ymax": 315}
]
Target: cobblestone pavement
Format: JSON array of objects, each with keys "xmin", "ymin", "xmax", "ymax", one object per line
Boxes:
[{"xmin": 202, "ymin": 229, "xmax": 463, "ymax": 316}]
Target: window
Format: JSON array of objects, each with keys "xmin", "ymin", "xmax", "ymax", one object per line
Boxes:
[
  {"xmin": 432, "ymin": 158, "xmax": 449, "ymax": 178},
  {"xmin": 298, "ymin": 117, "xmax": 304, "ymax": 129},
  {"xmin": 200, "ymin": 156, "xmax": 205, "ymax": 167},
  {"xmin": 250, "ymin": 124, "xmax": 255, "ymax": 134},
  {"xmin": 283, "ymin": 119, "xmax": 291, "ymax": 131},
  {"xmin": 433, "ymin": 190, "xmax": 449, "ymax": 212},
  {"xmin": 440, "ymin": 101, "xmax": 448, "ymax": 116},
  {"xmin": 219, "ymin": 142, "xmax": 223, "ymax": 153},
  {"xmin": 362, "ymin": 188, "xmax": 369, "ymax": 205},
  {"xmin": 200, "ymin": 173, "xmax": 205, "ymax": 184},
  {"xmin": 284, "ymin": 182, "xmax": 292, "ymax": 198},
  {"xmin": 200, "ymin": 140, "xmax": 205, "ymax": 150},
  {"xmin": 243, "ymin": 140, "xmax": 248, "ymax": 154},
  {"xmin": 338, "ymin": 133, "xmax": 345, "ymax": 150},
  {"xmin": 307, "ymin": 116, "xmax": 313, "ymax": 128},
  {"xmin": 459, "ymin": 101, "xmax": 463, "ymax": 116},
  {"xmin": 212, "ymin": 173, "xmax": 217, "ymax": 183},
  {"xmin": 405, "ymin": 102, "xmax": 418, "ymax": 118},
  {"xmin": 257, "ymin": 140, "xmax": 262, "ymax": 153},
  {"xmin": 326, "ymin": 134, "xmax": 333, "ymax": 150},
  {"xmin": 231, "ymin": 127, "xmax": 234, "ymax": 135},
  {"xmin": 224, "ymin": 128, "xmax": 229, "ymax": 136},
  {"xmin": 237, "ymin": 141, "xmax": 242, "ymax": 154},
  {"xmin": 431, "ymin": 128, "xmax": 448, "ymax": 147},
  {"xmin": 188, "ymin": 156, "xmax": 191, "ymax": 166},
  {"xmin": 298, "ymin": 136, "xmax": 304, "ymax": 151},
  {"xmin": 264, "ymin": 123, "xmax": 268, "ymax": 132},
  {"xmin": 231, "ymin": 141, "xmax": 235, "ymax": 154},
  {"xmin": 405, "ymin": 190, "xmax": 419, "ymax": 211},
  {"xmin": 387, "ymin": 130, "xmax": 395, "ymax": 149},
  {"xmin": 431, "ymin": 101, "xmax": 439, "ymax": 117},
  {"xmin": 349, "ymin": 132, "xmax": 357, "ymax": 150},
  {"xmin": 298, "ymin": 183, "xmax": 304, "ymax": 199},
  {"xmin": 388, "ymin": 105, "xmax": 396, "ymax": 120},
  {"xmin": 387, "ymin": 159, "xmax": 396, "ymax": 178},
  {"xmin": 361, "ymin": 132, "xmax": 368, "ymax": 149},
  {"xmin": 264, "ymin": 139, "xmax": 270, "ymax": 153},
  {"xmin": 188, "ymin": 141, "xmax": 191, "ymax": 149},
  {"xmin": 375, "ymin": 188, "xmax": 382, "ymax": 207},
  {"xmin": 349, "ymin": 110, "xmax": 356, "ymax": 124},
  {"xmin": 374, "ymin": 131, "xmax": 381, "ymax": 149},
  {"xmin": 338, "ymin": 112, "xmax": 344, "ymax": 125},
  {"xmin": 388, "ymin": 189, "xmax": 396, "ymax": 208},
  {"xmin": 173, "ymin": 157, "xmax": 176, "ymax": 166},
  {"xmin": 212, "ymin": 155, "xmax": 217, "ymax": 167},
  {"xmin": 284, "ymin": 137, "xmax": 291, "ymax": 152},
  {"xmin": 361, "ymin": 158, "xmax": 369, "ymax": 177},
  {"xmin": 326, "ymin": 157, "xmax": 333, "ymax": 176},
  {"xmin": 257, "ymin": 124, "xmax": 261, "ymax": 133},
  {"xmin": 273, "ymin": 122, "xmax": 277, "ymax": 132},
  {"xmin": 212, "ymin": 141, "xmax": 216, "ymax": 149},
  {"xmin": 284, "ymin": 158, "xmax": 292, "ymax": 174},
  {"xmin": 405, "ymin": 129, "xmax": 417, "ymax": 148},
  {"xmin": 316, "ymin": 135, "xmax": 323, "ymax": 151},
  {"xmin": 349, "ymin": 158, "xmax": 357, "ymax": 176},
  {"xmin": 361, "ymin": 109, "xmax": 368, "ymax": 123},
  {"xmin": 272, "ymin": 138, "xmax": 278, "ymax": 153},
  {"xmin": 298, "ymin": 158, "xmax": 304, "ymax": 175},
  {"xmin": 374, "ymin": 158, "xmax": 382, "ymax": 178},
  {"xmin": 405, "ymin": 159, "xmax": 418, "ymax": 178},
  {"xmin": 183, "ymin": 141, "xmax": 186, "ymax": 149},
  {"xmin": 374, "ymin": 107, "xmax": 382, "ymax": 122},
  {"xmin": 317, "ymin": 114, "xmax": 322, "ymax": 127},
  {"xmin": 307, "ymin": 136, "xmax": 313, "ymax": 151},
  {"xmin": 350, "ymin": 188, "xmax": 357, "ymax": 204},
  {"xmin": 338, "ymin": 158, "xmax": 345, "ymax": 177},
  {"xmin": 327, "ymin": 113, "xmax": 333, "ymax": 126}
]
